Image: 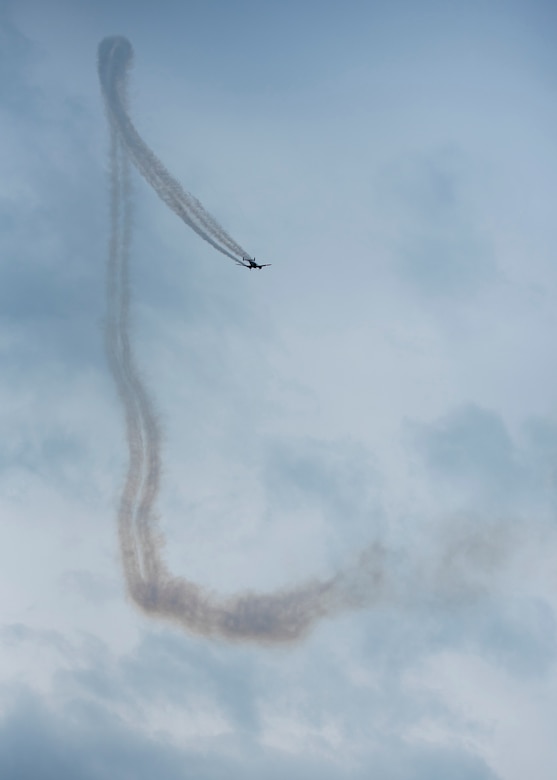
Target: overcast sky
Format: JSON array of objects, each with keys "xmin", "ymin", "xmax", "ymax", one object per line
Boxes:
[{"xmin": 2, "ymin": 0, "xmax": 557, "ymax": 777}]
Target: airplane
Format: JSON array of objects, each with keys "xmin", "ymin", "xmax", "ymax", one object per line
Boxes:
[{"xmin": 235, "ymin": 256, "xmax": 271, "ymax": 270}]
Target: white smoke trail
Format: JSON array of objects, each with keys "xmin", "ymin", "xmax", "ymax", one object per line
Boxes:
[
  {"xmin": 98, "ymin": 36, "xmax": 250, "ymax": 263},
  {"xmin": 99, "ymin": 35, "xmax": 388, "ymax": 643}
]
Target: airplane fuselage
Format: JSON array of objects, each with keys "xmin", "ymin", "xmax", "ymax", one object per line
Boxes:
[{"xmin": 236, "ymin": 256, "xmax": 271, "ymax": 270}]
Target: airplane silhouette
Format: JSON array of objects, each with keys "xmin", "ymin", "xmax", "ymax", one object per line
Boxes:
[{"xmin": 235, "ymin": 256, "xmax": 271, "ymax": 270}]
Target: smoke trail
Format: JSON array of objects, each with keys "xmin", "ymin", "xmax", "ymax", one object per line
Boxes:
[
  {"xmin": 98, "ymin": 36, "xmax": 250, "ymax": 264},
  {"xmin": 100, "ymin": 36, "xmax": 387, "ymax": 643}
]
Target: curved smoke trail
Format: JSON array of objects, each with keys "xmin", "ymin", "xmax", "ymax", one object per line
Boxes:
[
  {"xmin": 99, "ymin": 36, "xmax": 386, "ymax": 643},
  {"xmin": 98, "ymin": 36, "xmax": 249, "ymax": 263}
]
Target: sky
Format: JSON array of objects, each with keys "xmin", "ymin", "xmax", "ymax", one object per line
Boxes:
[{"xmin": 2, "ymin": 0, "xmax": 557, "ymax": 777}]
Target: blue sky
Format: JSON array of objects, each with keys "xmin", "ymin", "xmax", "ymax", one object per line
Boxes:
[{"xmin": 2, "ymin": 0, "xmax": 557, "ymax": 777}]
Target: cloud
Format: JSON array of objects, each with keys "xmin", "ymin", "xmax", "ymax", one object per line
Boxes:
[
  {"xmin": 4, "ymin": 605, "xmax": 550, "ymax": 780},
  {"xmin": 0, "ymin": 686, "xmax": 192, "ymax": 780},
  {"xmin": 262, "ymin": 436, "xmax": 380, "ymax": 552},
  {"xmin": 58, "ymin": 570, "xmax": 118, "ymax": 606},
  {"xmin": 407, "ymin": 404, "xmax": 557, "ymax": 518},
  {"xmin": 0, "ymin": 21, "xmax": 106, "ymax": 373},
  {"xmin": 359, "ymin": 594, "xmax": 556, "ymax": 681},
  {"xmin": 0, "ymin": 8, "xmax": 38, "ymax": 110},
  {"xmin": 378, "ymin": 153, "xmax": 498, "ymax": 301},
  {"xmin": 0, "ymin": 627, "xmax": 500, "ymax": 780},
  {"xmin": 410, "ymin": 404, "xmax": 519, "ymax": 495}
]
